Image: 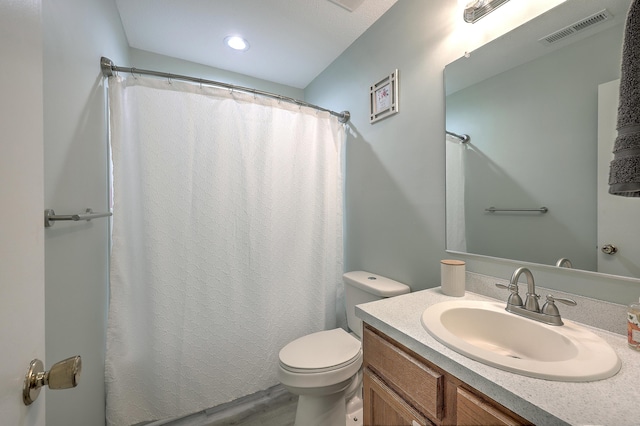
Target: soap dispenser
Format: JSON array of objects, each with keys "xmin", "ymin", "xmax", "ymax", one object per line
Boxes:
[{"xmin": 628, "ymin": 297, "xmax": 640, "ymax": 350}]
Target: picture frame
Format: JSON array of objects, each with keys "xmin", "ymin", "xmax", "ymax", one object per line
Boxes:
[{"xmin": 370, "ymin": 69, "xmax": 399, "ymax": 123}]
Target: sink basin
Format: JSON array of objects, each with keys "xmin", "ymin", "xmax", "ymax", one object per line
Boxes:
[{"xmin": 421, "ymin": 300, "xmax": 621, "ymax": 382}]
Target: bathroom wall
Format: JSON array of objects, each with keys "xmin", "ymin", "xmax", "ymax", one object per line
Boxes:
[
  {"xmin": 305, "ymin": 0, "xmax": 639, "ymax": 304},
  {"xmin": 129, "ymin": 49, "xmax": 305, "ymax": 100},
  {"xmin": 42, "ymin": 0, "xmax": 128, "ymax": 424},
  {"xmin": 305, "ymin": 0, "xmax": 453, "ymax": 290},
  {"xmin": 304, "ymin": 0, "xmax": 562, "ymax": 289}
]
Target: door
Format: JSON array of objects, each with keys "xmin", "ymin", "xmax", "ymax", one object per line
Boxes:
[
  {"xmin": 0, "ymin": 0, "xmax": 46, "ymax": 424},
  {"xmin": 597, "ymin": 79, "xmax": 640, "ymax": 278}
]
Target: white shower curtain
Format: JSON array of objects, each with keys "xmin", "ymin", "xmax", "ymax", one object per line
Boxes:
[
  {"xmin": 105, "ymin": 75, "xmax": 345, "ymax": 426},
  {"xmin": 446, "ymin": 135, "xmax": 467, "ymax": 252}
]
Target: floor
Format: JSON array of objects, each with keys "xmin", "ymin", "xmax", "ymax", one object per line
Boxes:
[
  {"xmin": 206, "ymin": 388, "xmax": 297, "ymax": 426},
  {"xmin": 140, "ymin": 385, "xmax": 297, "ymax": 426}
]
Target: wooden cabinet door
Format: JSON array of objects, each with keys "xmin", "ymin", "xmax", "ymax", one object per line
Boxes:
[
  {"xmin": 363, "ymin": 368, "xmax": 432, "ymax": 426},
  {"xmin": 363, "ymin": 327, "xmax": 444, "ymax": 422},
  {"xmin": 362, "ymin": 324, "xmax": 533, "ymax": 426},
  {"xmin": 456, "ymin": 387, "xmax": 530, "ymax": 426}
]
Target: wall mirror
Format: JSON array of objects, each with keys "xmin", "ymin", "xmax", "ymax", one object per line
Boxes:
[{"xmin": 445, "ymin": 0, "xmax": 640, "ymax": 280}]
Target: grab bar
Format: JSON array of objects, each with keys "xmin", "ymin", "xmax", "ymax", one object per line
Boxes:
[
  {"xmin": 485, "ymin": 207, "xmax": 548, "ymax": 213},
  {"xmin": 446, "ymin": 131, "xmax": 470, "ymax": 143},
  {"xmin": 44, "ymin": 208, "xmax": 112, "ymax": 228}
]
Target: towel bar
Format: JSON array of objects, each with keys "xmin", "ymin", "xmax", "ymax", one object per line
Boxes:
[
  {"xmin": 44, "ymin": 208, "xmax": 112, "ymax": 228},
  {"xmin": 485, "ymin": 207, "xmax": 548, "ymax": 213}
]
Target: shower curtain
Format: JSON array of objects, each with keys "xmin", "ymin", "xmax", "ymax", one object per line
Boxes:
[
  {"xmin": 446, "ymin": 135, "xmax": 467, "ymax": 252},
  {"xmin": 105, "ymin": 75, "xmax": 345, "ymax": 426}
]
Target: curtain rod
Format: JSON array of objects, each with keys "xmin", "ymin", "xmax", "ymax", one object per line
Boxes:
[
  {"xmin": 100, "ymin": 57, "xmax": 350, "ymax": 124},
  {"xmin": 446, "ymin": 130, "xmax": 470, "ymax": 143}
]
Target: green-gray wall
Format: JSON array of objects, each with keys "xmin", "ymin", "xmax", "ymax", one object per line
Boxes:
[
  {"xmin": 43, "ymin": 0, "xmax": 128, "ymax": 424},
  {"xmin": 129, "ymin": 49, "xmax": 304, "ymax": 100},
  {"xmin": 305, "ymin": 1, "xmax": 457, "ymax": 289},
  {"xmin": 305, "ymin": 0, "xmax": 640, "ymax": 303}
]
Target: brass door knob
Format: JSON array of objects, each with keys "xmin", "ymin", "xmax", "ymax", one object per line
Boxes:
[{"xmin": 23, "ymin": 356, "xmax": 82, "ymax": 405}]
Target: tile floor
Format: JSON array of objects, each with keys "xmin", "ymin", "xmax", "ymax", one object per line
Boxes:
[{"xmin": 139, "ymin": 385, "xmax": 297, "ymax": 426}]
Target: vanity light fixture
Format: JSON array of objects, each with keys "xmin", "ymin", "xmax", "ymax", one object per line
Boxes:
[
  {"xmin": 463, "ymin": 0, "xmax": 511, "ymax": 23},
  {"xmin": 224, "ymin": 36, "xmax": 250, "ymax": 51}
]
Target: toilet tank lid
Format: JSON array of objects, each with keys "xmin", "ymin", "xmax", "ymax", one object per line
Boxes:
[{"xmin": 343, "ymin": 271, "xmax": 410, "ymax": 297}]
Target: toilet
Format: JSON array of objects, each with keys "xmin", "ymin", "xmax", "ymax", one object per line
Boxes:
[{"xmin": 278, "ymin": 271, "xmax": 411, "ymax": 426}]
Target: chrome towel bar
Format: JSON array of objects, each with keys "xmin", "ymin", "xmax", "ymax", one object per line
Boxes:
[
  {"xmin": 44, "ymin": 208, "xmax": 112, "ymax": 228},
  {"xmin": 485, "ymin": 207, "xmax": 548, "ymax": 213}
]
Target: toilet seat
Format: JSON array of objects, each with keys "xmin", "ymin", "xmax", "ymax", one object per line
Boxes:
[
  {"xmin": 278, "ymin": 328, "xmax": 363, "ymax": 391},
  {"xmin": 277, "ymin": 272, "xmax": 409, "ymax": 425},
  {"xmin": 279, "ymin": 328, "xmax": 361, "ymax": 373}
]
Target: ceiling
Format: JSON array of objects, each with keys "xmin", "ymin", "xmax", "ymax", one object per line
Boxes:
[
  {"xmin": 445, "ymin": 0, "xmax": 631, "ymax": 94},
  {"xmin": 115, "ymin": 0, "xmax": 398, "ymax": 89}
]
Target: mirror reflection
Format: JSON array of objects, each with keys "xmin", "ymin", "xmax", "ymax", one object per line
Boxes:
[{"xmin": 445, "ymin": 0, "xmax": 640, "ymax": 279}]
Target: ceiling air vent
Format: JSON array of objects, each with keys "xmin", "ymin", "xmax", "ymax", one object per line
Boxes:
[{"xmin": 539, "ymin": 9, "xmax": 613, "ymax": 45}]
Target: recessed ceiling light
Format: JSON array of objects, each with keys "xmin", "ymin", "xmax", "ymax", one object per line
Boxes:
[{"xmin": 224, "ymin": 36, "xmax": 250, "ymax": 51}]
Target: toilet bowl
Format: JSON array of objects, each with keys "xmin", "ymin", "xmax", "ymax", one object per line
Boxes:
[
  {"xmin": 279, "ymin": 328, "xmax": 363, "ymax": 426},
  {"xmin": 278, "ymin": 271, "xmax": 410, "ymax": 426}
]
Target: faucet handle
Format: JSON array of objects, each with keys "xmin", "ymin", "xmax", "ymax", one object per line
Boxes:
[
  {"xmin": 495, "ymin": 283, "xmax": 523, "ymax": 306},
  {"xmin": 541, "ymin": 294, "xmax": 577, "ymax": 316},
  {"xmin": 495, "ymin": 282, "xmax": 517, "ymax": 292},
  {"xmin": 549, "ymin": 295, "xmax": 577, "ymax": 306}
]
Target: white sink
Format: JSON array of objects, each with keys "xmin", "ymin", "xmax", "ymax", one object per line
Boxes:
[{"xmin": 421, "ymin": 300, "xmax": 621, "ymax": 382}]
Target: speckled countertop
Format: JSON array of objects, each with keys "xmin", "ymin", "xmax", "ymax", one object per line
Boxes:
[{"xmin": 356, "ymin": 288, "xmax": 639, "ymax": 426}]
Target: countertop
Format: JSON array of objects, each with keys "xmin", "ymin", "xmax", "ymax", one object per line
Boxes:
[{"xmin": 355, "ymin": 288, "xmax": 639, "ymax": 426}]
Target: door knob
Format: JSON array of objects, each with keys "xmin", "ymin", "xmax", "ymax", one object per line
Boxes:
[
  {"xmin": 601, "ymin": 244, "xmax": 618, "ymax": 255},
  {"xmin": 23, "ymin": 356, "xmax": 82, "ymax": 405}
]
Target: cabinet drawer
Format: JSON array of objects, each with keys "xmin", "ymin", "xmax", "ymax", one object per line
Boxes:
[
  {"xmin": 364, "ymin": 368, "xmax": 432, "ymax": 426},
  {"xmin": 456, "ymin": 387, "xmax": 529, "ymax": 426},
  {"xmin": 363, "ymin": 327, "xmax": 444, "ymax": 421}
]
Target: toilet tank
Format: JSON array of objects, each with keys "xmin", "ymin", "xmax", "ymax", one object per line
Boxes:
[{"xmin": 343, "ymin": 271, "xmax": 410, "ymax": 338}]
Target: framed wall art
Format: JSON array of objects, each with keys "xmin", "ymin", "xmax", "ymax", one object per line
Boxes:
[{"xmin": 370, "ymin": 69, "xmax": 398, "ymax": 123}]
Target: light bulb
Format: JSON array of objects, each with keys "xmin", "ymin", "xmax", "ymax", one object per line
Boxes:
[{"xmin": 224, "ymin": 36, "xmax": 249, "ymax": 51}]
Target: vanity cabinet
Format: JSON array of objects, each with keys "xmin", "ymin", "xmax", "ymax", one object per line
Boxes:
[{"xmin": 362, "ymin": 324, "xmax": 531, "ymax": 426}]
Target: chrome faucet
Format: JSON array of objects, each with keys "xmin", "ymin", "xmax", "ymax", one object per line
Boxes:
[
  {"xmin": 514, "ymin": 267, "xmax": 540, "ymax": 312},
  {"xmin": 496, "ymin": 267, "xmax": 576, "ymax": 326}
]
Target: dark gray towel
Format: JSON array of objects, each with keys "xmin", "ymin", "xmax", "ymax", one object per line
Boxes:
[{"xmin": 609, "ymin": 0, "xmax": 640, "ymax": 197}]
